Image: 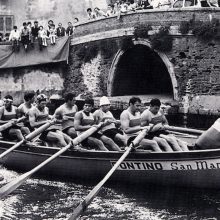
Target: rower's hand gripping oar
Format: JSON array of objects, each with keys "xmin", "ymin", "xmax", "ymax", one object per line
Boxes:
[
  {"xmin": 164, "ymin": 125, "xmax": 204, "ymax": 135},
  {"xmin": 0, "ymin": 116, "xmax": 26, "ymax": 132},
  {"xmin": 0, "ymin": 124, "xmax": 102, "ymax": 199},
  {"xmin": 68, "ymin": 129, "xmax": 148, "ymax": 220},
  {"xmin": 0, "ymin": 119, "xmax": 55, "ymax": 160}
]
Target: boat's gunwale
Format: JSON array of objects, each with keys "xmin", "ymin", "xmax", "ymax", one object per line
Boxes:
[{"xmin": 0, "ymin": 140, "xmax": 220, "ymax": 161}]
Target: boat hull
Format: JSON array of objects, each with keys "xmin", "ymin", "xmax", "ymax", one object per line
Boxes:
[{"xmin": 0, "ymin": 140, "xmax": 220, "ymax": 188}]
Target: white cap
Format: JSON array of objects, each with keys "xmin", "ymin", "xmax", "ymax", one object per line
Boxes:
[{"xmin": 100, "ymin": 96, "xmax": 110, "ymax": 106}]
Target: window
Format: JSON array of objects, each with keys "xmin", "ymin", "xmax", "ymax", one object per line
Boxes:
[{"xmin": 0, "ymin": 16, "xmax": 13, "ymax": 35}]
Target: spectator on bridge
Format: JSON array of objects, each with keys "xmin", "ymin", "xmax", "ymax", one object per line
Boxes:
[
  {"xmin": 94, "ymin": 7, "xmax": 107, "ymax": 18},
  {"xmin": 27, "ymin": 21, "xmax": 34, "ymax": 47},
  {"xmin": 120, "ymin": 0, "xmax": 129, "ymax": 12},
  {"xmin": 9, "ymin": 26, "xmax": 20, "ymax": 52},
  {"xmin": 87, "ymin": 8, "xmax": 96, "ymax": 20},
  {"xmin": 207, "ymin": 0, "xmax": 219, "ymax": 6},
  {"xmin": 106, "ymin": 4, "xmax": 116, "ymax": 16},
  {"xmin": 66, "ymin": 22, "xmax": 74, "ymax": 36},
  {"xmin": 127, "ymin": 1, "xmax": 136, "ymax": 11},
  {"xmin": 49, "ymin": 24, "xmax": 56, "ymax": 45},
  {"xmin": 114, "ymin": 0, "xmax": 121, "ymax": 14},
  {"xmin": 47, "ymin": 20, "xmax": 54, "ymax": 37},
  {"xmin": 20, "ymin": 22, "xmax": 31, "ymax": 51},
  {"xmin": 140, "ymin": 0, "xmax": 153, "ymax": 9},
  {"xmin": 158, "ymin": 0, "xmax": 172, "ymax": 8},
  {"xmin": 56, "ymin": 23, "xmax": 66, "ymax": 37},
  {"xmin": 31, "ymin": 21, "xmax": 40, "ymax": 42},
  {"xmin": 38, "ymin": 26, "xmax": 48, "ymax": 49}
]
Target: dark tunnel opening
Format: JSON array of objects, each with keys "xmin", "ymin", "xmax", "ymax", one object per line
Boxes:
[{"xmin": 112, "ymin": 45, "xmax": 173, "ymax": 97}]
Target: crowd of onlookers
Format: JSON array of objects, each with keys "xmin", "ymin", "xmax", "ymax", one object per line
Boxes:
[
  {"xmin": 1, "ymin": 18, "xmax": 79, "ymax": 52},
  {"xmin": 87, "ymin": 0, "xmax": 219, "ymax": 20},
  {"xmin": 1, "ymin": 0, "xmax": 219, "ymax": 51}
]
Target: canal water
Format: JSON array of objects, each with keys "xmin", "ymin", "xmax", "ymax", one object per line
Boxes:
[
  {"xmin": 1, "ymin": 166, "xmax": 220, "ymax": 220},
  {"xmin": 0, "ymin": 113, "xmax": 220, "ymax": 220}
]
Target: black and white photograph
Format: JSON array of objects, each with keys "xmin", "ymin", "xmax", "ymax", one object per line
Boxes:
[{"xmin": 0, "ymin": 0, "xmax": 220, "ymax": 219}]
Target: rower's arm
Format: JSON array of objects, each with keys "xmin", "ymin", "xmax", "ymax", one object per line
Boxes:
[
  {"xmin": 74, "ymin": 112, "xmax": 92, "ymax": 131},
  {"xmin": 120, "ymin": 112, "xmax": 142, "ymax": 134},
  {"xmin": 53, "ymin": 108, "xmax": 63, "ymax": 123},
  {"xmin": 0, "ymin": 107, "xmax": 7, "ymax": 124},
  {"xmin": 140, "ymin": 111, "xmax": 150, "ymax": 127},
  {"xmin": 29, "ymin": 110, "xmax": 47, "ymax": 128},
  {"xmin": 93, "ymin": 110, "xmax": 101, "ymax": 124}
]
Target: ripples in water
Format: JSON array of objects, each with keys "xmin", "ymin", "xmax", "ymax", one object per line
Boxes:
[{"xmin": 1, "ymin": 167, "xmax": 220, "ymax": 220}]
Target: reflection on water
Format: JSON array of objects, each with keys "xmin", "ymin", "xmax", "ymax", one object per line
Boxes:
[{"xmin": 1, "ymin": 166, "xmax": 220, "ymax": 220}]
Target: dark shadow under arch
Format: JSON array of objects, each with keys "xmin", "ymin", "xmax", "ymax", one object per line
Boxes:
[{"xmin": 112, "ymin": 45, "xmax": 173, "ymax": 96}]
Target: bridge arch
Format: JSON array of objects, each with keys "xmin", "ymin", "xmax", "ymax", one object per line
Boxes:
[{"xmin": 107, "ymin": 40, "xmax": 178, "ymax": 100}]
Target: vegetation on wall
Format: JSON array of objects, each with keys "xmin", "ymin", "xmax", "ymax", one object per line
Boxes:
[
  {"xmin": 192, "ymin": 18, "xmax": 220, "ymax": 41},
  {"xmin": 134, "ymin": 24, "xmax": 152, "ymax": 39},
  {"xmin": 150, "ymin": 26, "xmax": 173, "ymax": 52},
  {"xmin": 133, "ymin": 24, "xmax": 172, "ymax": 52},
  {"xmin": 179, "ymin": 18, "xmax": 220, "ymax": 42},
  {"xmin": 75, "ymin": 39, "xmax": 117, "ymax": 62},
  {"xmin": 179, "ymin": 21, "xmax": 191, "ymax": 35}
]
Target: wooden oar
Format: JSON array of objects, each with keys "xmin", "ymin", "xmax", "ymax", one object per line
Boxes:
[
  {"xmin": 0, "ymin": 120, "xmax": 54, "ymax": 160},
  {"xmin": 164, "ymin": 125, "xmax": 204, "ymax": 135},
  {"xmin": 68, "ymin": 129, "xmax": 147, "ymax": 220},
  {"xmin": 0, "ymin": 116, "xmax": 26, "ymax": 132},
  {"xmin": 168, "ymin": 130, "xmax": 198, "ymax": 139},
  {"xmin": 0, "ymin": 124, "xmax": 101, "ymax": 199}
]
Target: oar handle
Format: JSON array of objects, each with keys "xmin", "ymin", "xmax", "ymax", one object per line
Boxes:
[
  {"xmin": 164, "ymin": 125, "xmax": 204, "ymax": 135},
  {"xmin": 25, "ymin": 120, "xmax": 54, "ymax": 141},
  {"xmin": 0, "ymin": 116, "xmax": 26, "ymax": 132},
  {"xmin": 69, "ymin": 129, "xmax": 147, "ymax": 220},
  {"xmin": 0, "ymin": 120, "xmax": 54, "ymax": 160}
]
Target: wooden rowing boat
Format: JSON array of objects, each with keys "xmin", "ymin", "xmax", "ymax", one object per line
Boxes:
[{"xmin": 0, "ymin": 139, "xmax": 220, "ymax": 188}]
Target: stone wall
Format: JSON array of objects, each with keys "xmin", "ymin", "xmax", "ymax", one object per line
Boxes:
[{"xmin": 0, "ymin": 63, "xmax": 66, "ymax": 105}]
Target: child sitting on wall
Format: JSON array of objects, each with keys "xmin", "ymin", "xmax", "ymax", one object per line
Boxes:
[
  {"xmin": 38, "ymin": 26, "xmax": 48, "ymax": 49},
  {"xmin": 49, "ymin": 24, "xmax": 56, "ymax": 45}
]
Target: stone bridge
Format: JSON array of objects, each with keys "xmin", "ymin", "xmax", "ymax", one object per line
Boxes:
[
  {"xmin": 66, "ymin": 8, "xmax": 220, "ymax": 114},
  {"xmin": 1, "ymin": 8, "xmax": 220, "ymax": 115}
]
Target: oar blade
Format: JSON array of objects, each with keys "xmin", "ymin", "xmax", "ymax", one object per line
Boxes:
[
  {"xmin": 69, "ymin": 129, "xmax": 147, "ymax": 219},
  {"xmin": 0, "ymin": 125, "xmax": 100, "ymax": 199},
  {"xmin": 0, "ymin": 171, "xmax": 31, "ymax": 199}
]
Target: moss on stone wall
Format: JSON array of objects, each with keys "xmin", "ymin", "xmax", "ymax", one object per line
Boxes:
[{"xmin": 65, "ymin": 39, "xmax": 119, "ymax": 97}]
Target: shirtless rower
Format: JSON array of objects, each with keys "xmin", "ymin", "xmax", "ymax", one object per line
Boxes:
[
  {"xmin": 195, "ymin": 118, "xmax": 220, "ymax": 149},
  {"xmin": 28, "ymin": 94, "xmax": 71, "ymax": 148},
  {"xmin": 74, "ymin": 98, "xmax": 120, "ymax": 151},
  {"xmin": 17, "ymin": 92, "xmax": 35, "ymax": 131},
  {"xmin": 0, "ymin": 95, "xmax": 30, "ymax": 141},
  {"xmin": 141, "ymin": 98, "xmax": 189, "ymax": 151},
  {"xmin": 120, "ymin": 97, "xmax": 162, "ymax": 152},
  {"xmin": 93, "ymin": 96, "xmax": 127, "ymax": 149},
  {"xmin": 54, "ymin": 93, "xmax": 78, "ymax": 139}
]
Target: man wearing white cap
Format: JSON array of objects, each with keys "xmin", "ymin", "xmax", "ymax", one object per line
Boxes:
[{"xmin": 93, "ymin": 96, "xmax": 127, "ymax": 149}]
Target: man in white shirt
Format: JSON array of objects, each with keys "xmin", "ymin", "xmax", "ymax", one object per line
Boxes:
[{"xmin": 9, "ymin": 26, "xmax": 20, "ymax": 52}]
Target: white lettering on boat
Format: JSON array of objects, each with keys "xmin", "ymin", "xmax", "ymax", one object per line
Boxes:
[
  {"xmin": 111, "ymin": 161, "xmax": 163, "ymax": 170},
  {"xmin": 110, "ymin": 159, "xmax": 220, "ymax": 171}
]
